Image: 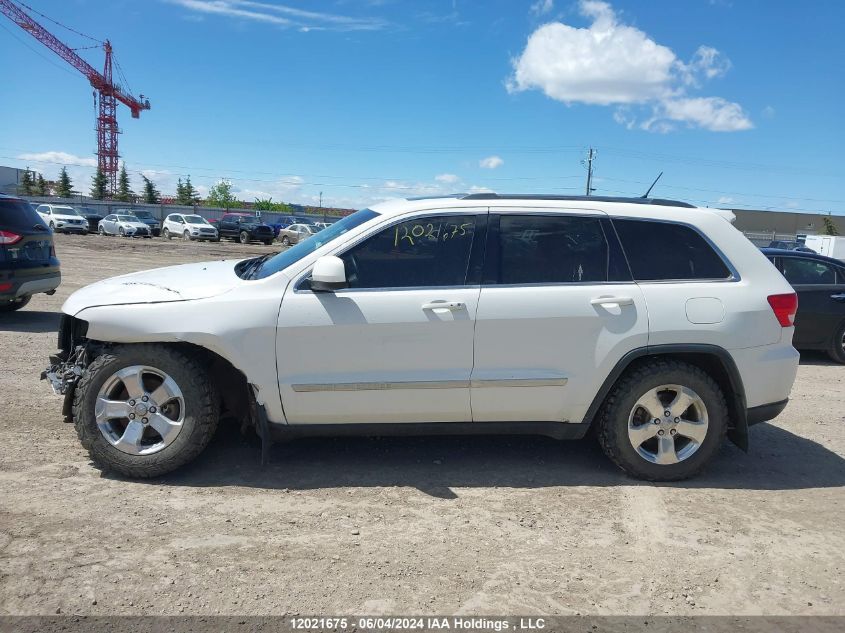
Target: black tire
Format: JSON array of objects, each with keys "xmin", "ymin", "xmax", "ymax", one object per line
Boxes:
[
  {"xmin": 280, "ymin": 236, "xmax": 290, "ymax": 247},
  {"xmin": 98, "ymin": 225, "xmax": 105, "ymax": 236},
  {"xmin": 828, "ymin": 320, "xmax": 845, "ymax": 364},
  {"xmin": 263, "ymin": 239, "xmax": 273, "ymax": 246},
  {"xmin": 119, "ymin": 227, "xmax": 125, "ymax": 237},
  {"xmin": 163, "ymin": 228, "xmax": 171, "ymax": 240},
  {"xmin": 183, "ymin": 230, "xmax": 192, "ymax": 242},
  {"xmin": 0, "ymin": 295, "xmax": 31, "ymax": 312},
  {"xmin": 597, "ymin": 359, "xmax": 728, "ymax": 481},
  {"xmin": 73, "ymin": 344, "xmax": 219, "ymax": 478},
  {"xmin": 239, "ymin": 231, "xmax": 249, "ymax": 244}
]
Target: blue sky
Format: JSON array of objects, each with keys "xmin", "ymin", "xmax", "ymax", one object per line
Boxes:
[{"xmin": 1, "ymin": 0, "xmax": 842, "ymax": 212}]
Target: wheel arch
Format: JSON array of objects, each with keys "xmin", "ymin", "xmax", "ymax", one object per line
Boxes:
[{"xmin": 583, "ymin": 344, "xmax": 748, "ymax": 451}]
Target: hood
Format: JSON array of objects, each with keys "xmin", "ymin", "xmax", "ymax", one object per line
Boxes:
[
  {"xmin": 63, "ymin": 259, "xmax": 244, "ymax": 315},
  {"xmin": 53, "ymin": 213, "xmax": 84, "ymax": 221},
  {"xmin": 120, "ymin": 220, "xmax": 150, "ymax": 229}
]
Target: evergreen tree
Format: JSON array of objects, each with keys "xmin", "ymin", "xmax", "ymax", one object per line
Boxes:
[
  {"xmin": 176, "ymin": 178, "xmax": 186, "ymax": 205},
  {"xmin": 35, "ymin": 174, "xmax": 49, "ymax": 196},
  {"xmin": 19, "ymin": 168, "xmax": 34, "ymax": 196},
  {"xmin": 56, "ymin": 167, "xmax": 74, "ymax": 198},
  {"xmin": 185, "ymin": 175, "xmax": 200, "ymax": 205},
  {"xmin": 90, "ymin": 167, "xmax": 108, "ymax": 200},
  {"xmin": 115, "ymin": 163, "xmax": 133, "ymax": 202},
  {"xmin": 141, "ymin": 175, "xmax": 160, "ymax": 204},
  {"xmin": 823, "ymin": 215, "xmax": 840, "ymax": 236}
]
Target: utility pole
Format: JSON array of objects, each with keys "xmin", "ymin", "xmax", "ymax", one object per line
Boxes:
[{"xmin": 584, "ymin": 147, "xmax": 596, "ymax": 196}]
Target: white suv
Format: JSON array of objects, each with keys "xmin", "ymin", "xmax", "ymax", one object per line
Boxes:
[
  {"xmin": 44, "ymin": 194, "xmax": 799, "ymax": 481},
  {"xmin": 162, "ymin": 213, "xmax": 219, "ymax": 241},
  {"xmin": 36, "ymin": 204, "xmax": 89, "ymax": 234}
]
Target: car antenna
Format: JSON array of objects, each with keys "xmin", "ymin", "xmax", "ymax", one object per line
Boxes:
[{"xmin": 641, "ymin": 172, "xmax": 663, "ymax": 198}]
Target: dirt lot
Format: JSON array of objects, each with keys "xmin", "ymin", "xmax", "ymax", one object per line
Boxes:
[{"xmin": 0, "ymin": 232, "xmax": 843, "ymax": 617}]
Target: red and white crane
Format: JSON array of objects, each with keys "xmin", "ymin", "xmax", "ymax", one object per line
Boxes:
[{"xmin": 0, "ymin": 0, "xmax": 150, "ymax": 196}]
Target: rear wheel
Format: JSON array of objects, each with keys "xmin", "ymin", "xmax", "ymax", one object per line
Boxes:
[
  {"xmin": 239, "ymin": 231, "xmax": 249, "ymax": 244},
  {"xmin": 0, "ymin": 295, "xmax": 31, "ymax": 312},
  {"xmin": 263, "ymin": 239, "xmax": 273, "ymax": 246},
  {"xmin": 597, "ymin": 360, "xmax": 727, "ymax": 481},
  {"xmin": 73, "ymin": 344, "xmax": 219, "ymax": 478},
  {"xmin": 828, "ymin": 321, "xmax": 845, "ymax": 364},
  {"xmin": 280, "ymin": 236, "xmax": 290, "ymax": 246}
]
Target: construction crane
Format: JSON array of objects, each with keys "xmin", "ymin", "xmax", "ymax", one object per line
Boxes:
[{"xmin": 0, "ymin": 0, "xmax": 150, "ymax": 196}]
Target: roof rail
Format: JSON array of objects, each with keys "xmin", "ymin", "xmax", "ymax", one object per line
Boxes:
[{"xmin": 457, "ymin": 193, "xmax": 696, "ymax": 208}]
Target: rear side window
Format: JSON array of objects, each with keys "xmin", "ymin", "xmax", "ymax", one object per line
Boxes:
[
  {"xmin": 495, "ymin": 215, "xmax": 610, "ymax": 284},
  {"xmin": 780, "ymin": 258, "xmax": 838, "ymax": 285},
  {"xmin": 341, "ymin": 215, "xmax": 477, "ymax": 288},
  {"xmin": 613, "ymin": 219, "xmax": 731, "ymax": 281},
  {"xmin": 0, "ymin": 198, "xmax": 46, "ymax": 229}
]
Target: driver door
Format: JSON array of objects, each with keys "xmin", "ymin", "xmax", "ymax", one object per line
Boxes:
[{"xmin": 276, "ymin": 209, "xmax": 487, "ymax": 425}]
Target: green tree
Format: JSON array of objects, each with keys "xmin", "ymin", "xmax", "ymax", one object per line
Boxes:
[
  {"xmin": 184, "ymin": 175, "xmax": 200, "ymax": 205},
  {"xmin": 141, "ymin": 175, "xmax": 160, "ymax": 204},
  {"xmin": 823, "ymin": 215, "xmax": 840, "ymax": 236},
  {"xmin": 56, "ymin": 167, "xmax": 74, "ymax": 198},
  {"xmin": 176, "ymin": 178, "xmax": 186, "ymax": 205},
  {"xmin": 35, "ymin": 173, "xmax": 49, "ymax": 196},
  {"xmin": 90, "ymin": 167, "xmax": 108, "ymax": 200},
  {"xmin": 19, "ymin": 168, "xmax": 34, "ymax": 196},
  {"xmin": 206, "ymin": 179, "xmax": 240, "ymax": 209},
  {"xmin": 115, "ymin": 163, "xmax": 133, "ymax": 202}
]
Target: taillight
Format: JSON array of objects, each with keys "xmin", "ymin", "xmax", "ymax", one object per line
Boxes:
[
  {"xmin": 0, "ymin": 230, "xmax": 22, "ymax": 245},
  {"xmin": 0, "ymin": 282, "xmax": 12, "ymax": 292},
  {"xmin": 767, "ymin": 293, "xmax": 798, "ymax": 327}
]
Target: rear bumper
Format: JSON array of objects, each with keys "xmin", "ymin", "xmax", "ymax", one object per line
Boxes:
[
  {"xmin": 1, "ymin": 270, "xmax": 61, "ymax": 300},
  {"xmin": 729, "ymin": 343, "xmax": 799, "ymax": 409},
  {"xmin": 747, "ymin": 399, "xmax": 789, "ymax": 426}
]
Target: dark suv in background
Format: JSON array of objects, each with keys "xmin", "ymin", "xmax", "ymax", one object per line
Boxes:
[
  {"xmin": 217, "ymin": 212, "xmax": 275, "ymax": 244},
  {"xmin": 0, "ymin": 194, "xmax": 61, "ymax": 312}
]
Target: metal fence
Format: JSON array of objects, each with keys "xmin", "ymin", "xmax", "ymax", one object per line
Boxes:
[
  {"xmin": 742, "ymin": 231, "xmax": 801, "ymax": 247},
  {"xmin": 22, "ymin": 196, "xmax": 341, "ymax": 225}
]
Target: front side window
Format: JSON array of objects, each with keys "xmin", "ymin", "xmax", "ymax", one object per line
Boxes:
[
  {"xmin": 495, "ymin": 215, "xmax": 609, "ymax": 284},
  {"xmin": 780, "ymin": 258, "xmax": 837, "ymax": 285},
  {"xmin": 340, "ymin": 215, "xmax": 477, "ymax": 289},
  {"xmin": 613, "ymin": 219, "xmax": 731, "ymax": 281}
]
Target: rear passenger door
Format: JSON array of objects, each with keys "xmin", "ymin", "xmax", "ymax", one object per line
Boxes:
[{"xmin": 471, "ymin": 210, "xmax": 648, "ymax": 424}]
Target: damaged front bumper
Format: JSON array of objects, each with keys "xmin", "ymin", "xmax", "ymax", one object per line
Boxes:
[{"xmin": 41, "ymin": 315, "xmax": 91, "ymax": 420}]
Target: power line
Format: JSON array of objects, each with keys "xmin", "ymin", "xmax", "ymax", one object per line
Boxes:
[
  {"xmin": 0, "ymin": 20, "xmax": 79, "ymax": 78},
  {"xmin": 17, "ymin": 0, "xmax": 102, "ymax": 43}
]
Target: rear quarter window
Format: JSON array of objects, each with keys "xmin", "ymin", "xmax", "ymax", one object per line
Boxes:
[
  {"xmin": 613, "ymin": 219, "xmax": 732, "ymax": 281},
  {"xmin": 0, "ymin": 198, "xmax": 46, "ymax": 229}
]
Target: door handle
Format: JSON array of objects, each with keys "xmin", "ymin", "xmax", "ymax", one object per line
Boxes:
[
  {"xmin": 831, "ymin": 294, "xmax": 845, "ymax": 301},
  {"xmin": 591, "ymin": 296, "xmax": 634, "ymax": 307},
  {"xmin": 422, "ymin": 301, "xmax": 465, "ymax": 311}
]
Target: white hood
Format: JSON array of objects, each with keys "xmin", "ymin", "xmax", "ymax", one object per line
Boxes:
[{"xmin": 63, "ymin": 259, "xmax": 244, "ymax": 315}]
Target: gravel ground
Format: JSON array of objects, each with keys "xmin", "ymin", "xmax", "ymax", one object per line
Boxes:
[{"xmin": 0, "ymin": 232, "xmax": 843, "ymax": 617}]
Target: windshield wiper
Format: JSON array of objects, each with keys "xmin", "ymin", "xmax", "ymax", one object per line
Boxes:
[{"xmin": 241, "ymin": 253, "xmax": 275, "ymax": 279}]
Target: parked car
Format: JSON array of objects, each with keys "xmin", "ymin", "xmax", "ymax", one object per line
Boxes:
[
  {"xmin": 77, "ymin": 206, "xmax": 105, "ymax": 232},
  {"xmin": 278, "ymin": 223, "xmax": 317, "ymax": 246},
  {"xmin": 762, "ymin": 248, "xmax": 845, "ymax": 363},
  {"xmin": 162, "ymin": 213, "xmax": 219, "ymax": 241},
  {"xmin": 1, "ymin": 194, "xmax": 60, "ymax": 312},
  {"xmin": 117, "ymin": 209, "xmax": 161, "ymax": 236},
  {"xmin": 217, "ymin": 212, "xmax": 274, "ymax": 244},
  {"xmin": 98, "ymin": 214, "xmax": 152, "ymax": 238},
  {"xmin": 767, "ymin": 240, "xmax": 814, "ymax": 253},
  {"xmin": 35, "ymin": 204, "xmax": 89, "ymax": 234},
  {"xmin": 46, "ymin": 193, "xmax": 800, "ymax": 481},
  {"xmin": 313, "ymin": 221, "xmax": 334, "ymax": 231}
]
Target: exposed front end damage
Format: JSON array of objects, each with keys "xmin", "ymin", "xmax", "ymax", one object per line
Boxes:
[{"xmin": 41, "ymin": 315, "xmax": 94, "ymax": 421}]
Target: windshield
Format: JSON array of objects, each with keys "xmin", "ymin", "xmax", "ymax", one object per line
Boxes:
[
  {"xmin": 133, "ymin": 211, "xmax": 153, "ymax": 219},
  {"xmin": 184, "ymin": 215, "xmax": 209, "ymax": 224},
  {"xmin": 55, "ymin": 206, "xmax": 80, "ymax": 216},
  {"xmin": 254, "ymin": 209, "xmax": 379, "ymax": 279},
  {"xmin": 116, "ymin": 215, "xmax": 137, "ymax": 222}
]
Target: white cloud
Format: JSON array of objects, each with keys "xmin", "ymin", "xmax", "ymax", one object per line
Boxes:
[
  {"xmin": 507, "ymin": 0, "xmax": 751, "ymax": 132},
  {"xmin": 435, "ymin": 173, "xmax": 460, "ymax": 183},
  {"xmin": 717, "ymin": 196, "xmax": 734, "ymax": 204},
  {"xmin": 530, "ymin": 0, "xmax": 554, "ymax": 16},
  {"xmin": 167, "ymin": 0, "xmax": 387, "ymax": 31},
  {"xmin": 17, "ymin": 151, "xmax": 97, "ymax": 168},
  {"xmin": 468, "ymin": 185, "xmax": 495, "ymax": 194},
  {"xmin": 479, "ymin": 155, "xmax": 504, "ymax": 169}
]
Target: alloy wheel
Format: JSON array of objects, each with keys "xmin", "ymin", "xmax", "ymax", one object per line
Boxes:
[
  {"xmin": 627, "ymin": 384, "xmax": 709, "ymax": 465},
  {"xmin": 95, "ymin": 365, "xmax": 185, "ymax": 456}
]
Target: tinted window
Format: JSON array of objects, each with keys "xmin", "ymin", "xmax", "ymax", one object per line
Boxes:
[
  {"xmin": 496, "ymin": 215, "xmax": 609, "ymax": 284},
  {"xmin": 0, "ymin": 198, "xmax": 46, "ymax": 229},
  {"xmin": 341, "ymin": 215, "xmax": 476, "ymax": 289},
  {"xmin": 614, "ymin": 219, "xmax": 731, "ymax": 281},
  {"xmin": 780, "ymin": 258, "xmax": 837, "ymax": 285}
]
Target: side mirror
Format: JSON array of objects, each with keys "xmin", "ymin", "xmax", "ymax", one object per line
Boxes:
[{"xmin": 310, "ymin": 255, "xmax": 347, "ymax": 292}]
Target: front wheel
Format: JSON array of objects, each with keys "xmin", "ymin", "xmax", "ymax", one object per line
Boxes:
[
  {"xmin": 163, "ymin": 228, "xmax": 171, "ymax": 240},
  {"xmin": 98, "ymin": 226, "xmax": 105, "ymax": 235},
  {"xmin": 828, "ymin": 321, "xmax": 845, "ymax": 364},
  {"xmin": 119, "ymin": 227, "xmax": 125, "ymax": 237},
  {"xmin": 239, "ymin": 231, "xmax": 249, "ymax": 244},
  {"xmin": 597, "ymin": 360, "xmax": 727, "ymax": 481},
  {"xmin": 73, "ymin": 344, "xmax": 219, "ymax": 478},
  {"xmin": 183, "ymin": 230, "xmax": 192, "ymax": 241}
]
